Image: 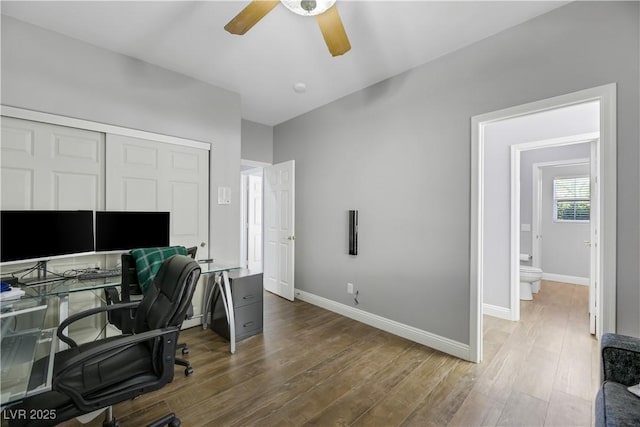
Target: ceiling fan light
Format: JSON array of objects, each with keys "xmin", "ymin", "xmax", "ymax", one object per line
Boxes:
[{"xmin": 280, "ymin": 0, "xmax": 336, "ymax": 16}]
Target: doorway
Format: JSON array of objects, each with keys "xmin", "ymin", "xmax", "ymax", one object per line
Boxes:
[
  {"xmin": 514, "ymin": 138, "xmax": 595, "ymax": 328},
  {"xmin": 240, "ymin": 161, "xmax": 267, "ymax": 272},
  {"xmin": 470, "ymin": 84, "xmax": 617, "ymax": 363}
]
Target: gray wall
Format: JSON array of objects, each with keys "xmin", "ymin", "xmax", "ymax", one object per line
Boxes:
[
  {"xmin": 520, "ymin": 143, "xmax": 591, "ymax": 257},
  {"xmin": 274, "ymin": 1, "xmax": 639, "ymax": 343},
  {"xmin": 541, "ymin": 164, "xmax": 591, "ymax": 279},
  {"xmin": 241, "ymin": 119, "xmax": 273, "ymax": 164},
  {"xmin": 484, "ymin": 103, "xmax": 598, "ymax": 308},
  {"xmin": 1, "ymin": 15, "xmax": 242, "ymax": 265}
]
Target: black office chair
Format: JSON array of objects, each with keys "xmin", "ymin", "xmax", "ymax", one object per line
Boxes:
[
  {"xmin": 9, "ymin": 255, "xmax": 201, "ymax": 427},
  {"xmin": 104, "ymin": 246, "xmax": 198, "ymax": 376}
]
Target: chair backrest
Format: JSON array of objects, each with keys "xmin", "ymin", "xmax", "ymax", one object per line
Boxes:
[
  {"xmin": 120, "ymin": 253, "xmax": 141, "ymax": 301},
  {"xmin": 120, "ymin": 246, "xmax": 197, "ymax": 301},
  {"xmin": 134, "ymin": 255, "xmax": 201, "ymax": 333}
]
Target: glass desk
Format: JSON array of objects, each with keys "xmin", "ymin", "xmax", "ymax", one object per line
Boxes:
[
  {"xmin": 7, "ymin": 263, "xmax": 244, "ymax": 354},
  {"xmin": 1, "ymin": 297, "xmax": 57, "ymax": 409},
  {"xmin": 198, "ymin": 262, "xmax": 241, "ymax": 354},
  {"xmin": 19, "ymin": 277, "xmax": 121, "ymax": 350}
]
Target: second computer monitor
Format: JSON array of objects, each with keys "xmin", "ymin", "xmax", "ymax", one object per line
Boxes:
[{"xmin": 95, "ymin": 211, "xmax": 170, "ymax": 252}]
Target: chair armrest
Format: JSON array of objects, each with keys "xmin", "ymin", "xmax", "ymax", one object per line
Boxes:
[
  {"xmin": 54, "ymin": 327, "xmax": 179, "ymax": 412},
  {"xmin": 57, "ymin": 301, "xmax": 140, "ymax": 348},
  {"xmin": 601, "ymin": 332, "xmax": 640, "ymax": 386},
  {"xmin": 104, "ymin": 286, "xmax": 121, "ymax": 305}
]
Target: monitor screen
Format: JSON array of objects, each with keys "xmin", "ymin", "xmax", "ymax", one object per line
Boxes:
[
  {"xmin": 95, "ymin": 211, "xmax": 170, "ymax": 252},
  {"xmin": 0, "ymin": 210, "xmax": 95, "ymax": 263}
]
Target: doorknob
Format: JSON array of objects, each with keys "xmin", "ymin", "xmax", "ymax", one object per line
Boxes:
[
  {"xmin": 584, "ymin": 240, "xmax": 592, "ymax": 247},
  {"xmin": 287, "ymin": 236, "xmax": 295, "ymax": 240}
]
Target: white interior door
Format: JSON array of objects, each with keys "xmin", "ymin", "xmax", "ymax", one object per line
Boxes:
[
  {"xmin": 248, "ymin": 174, "xmax": 263, "ymax": 272},
  {"xmin": 589, "ymin": 139, "xmax": 600, "ymax": 335},
  {"xmin": 263, "ymin": 160, "xmax": 295, "ymax": 301}
]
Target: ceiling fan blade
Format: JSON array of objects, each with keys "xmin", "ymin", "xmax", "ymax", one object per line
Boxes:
[
  {"xmin": 315, "ymin": 5, "xmax": 351, "ymax": 57},
  {"xmin": 224, "ymin": 0, "xmax": 280, "ymax": 35}
]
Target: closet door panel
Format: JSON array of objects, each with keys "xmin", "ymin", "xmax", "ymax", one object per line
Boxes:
[
  {"xmin": 1, "ymin": 116, "xmax": 105, "ymax": 343},
  {"xmin": 1, "ymin": 118, "xmax": 37, "ymax": 209},
  {"xmin": 52, "ymin": 172, "xmax": 100, "ymax": 210},
  {"xmin": 121, "ymin": 178, "xmax": 159, "ymax": 211},
  {"xmin": 106, "ymin": 135, "xmax": 161, "ymax": 210},
  {"xmin": 1, "ymin": 116, "xmax": 104, "ymax": 211},
  {"xmin": 1, "ymin": 168, "xmax": 33, "ymax": 209},
  {"xmin": 106, "ymin": 133, "xmax": 209, "ymax": 327}
]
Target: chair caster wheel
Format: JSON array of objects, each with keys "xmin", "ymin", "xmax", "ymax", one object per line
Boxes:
[
  {"xmin": 181, "ymin": 347, "xmax": 189, "ymax": 355},
  {"xmin": 185, "ymin": 366, "xmax": 194, "ymax": 376},
  {"xmin": 169, "ymin": 419, "xmax": 181, "ymax": 427}
]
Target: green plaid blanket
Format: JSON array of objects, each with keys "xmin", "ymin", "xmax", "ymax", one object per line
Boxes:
[{"xmin": 130, "ymin": 246, "xmax": 188, "ymax": 294}]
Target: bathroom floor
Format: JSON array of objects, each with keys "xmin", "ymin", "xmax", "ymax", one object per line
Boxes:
[{"xmin": 453, "ymin": 279, "xmax": 599, "ymax": 426}]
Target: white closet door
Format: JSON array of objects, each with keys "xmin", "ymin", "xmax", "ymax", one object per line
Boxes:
[
  {"xmin": 1, "ymin": 116, "xmax": 105, "ymax": 340},
  {"xmin": 1, "ymin": 116, "xmax": 104, "ymax": 210},
  {"xmin": 105, "ymin": 134, "xmax": 209, "ymax": 327}
]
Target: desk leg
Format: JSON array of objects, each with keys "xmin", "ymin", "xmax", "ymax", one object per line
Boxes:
[
  {"xmin": 202, "ymin": 274, "xmax": 216, "ymax": 330},
  {"xmin": 58, "ymin": 293, "xmax": 69, "ymax": 351},
  {"xmin": 220, "ymin": 271, "xmax": 235, "ymax": 354}
]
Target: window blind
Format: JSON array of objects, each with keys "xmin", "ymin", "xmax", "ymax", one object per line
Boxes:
[{"xmin": 553, "ymin": 176, "xmax": 590, "ymax": 221}]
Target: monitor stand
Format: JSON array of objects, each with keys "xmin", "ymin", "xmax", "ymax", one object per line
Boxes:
[{"xmin": 20, "ymin": 261, "xmax": 63, "ymax": 285}]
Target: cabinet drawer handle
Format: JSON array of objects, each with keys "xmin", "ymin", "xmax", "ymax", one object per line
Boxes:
[
  {"xmin": 242, "ymin": 295, "xmax": 254, "ymax": 300},
  {"xmin": 242, "ymin": 321, "xmax": 255, "ymax": 328}
]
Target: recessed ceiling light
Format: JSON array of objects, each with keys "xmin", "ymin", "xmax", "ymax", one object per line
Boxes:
[{"xmin": 293, "ymin": 82, "xmax": 307, "ymax": 94}]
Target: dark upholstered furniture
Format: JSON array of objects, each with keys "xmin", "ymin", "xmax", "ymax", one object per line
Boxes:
[
  {"xmin": 104, "ymin": 246, "xmax": 198, "ymax": 376},
  {"xmin": 8, "ymin": 255, "xmax": 201, "ymax": 427},
  {"xmin": 596, "ymin": 333, "xmax": 640, "ymax": 427}
]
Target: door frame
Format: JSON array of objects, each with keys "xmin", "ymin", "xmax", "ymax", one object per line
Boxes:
[
  {"xmin": 531, "ymin": 157, "xmax": 591, "ymax": 272},
  {"xmin": 470, "ymin": 83, "xmax": 616, "ymax": 363},
  {"xmin": 512, "ymin": 140, "xmax": 594, "ymax": 322}
]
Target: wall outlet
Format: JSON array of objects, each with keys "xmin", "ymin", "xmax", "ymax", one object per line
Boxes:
[{"xmin": 347, "ymin": 282, "xmax": 354, "ymax": 294}]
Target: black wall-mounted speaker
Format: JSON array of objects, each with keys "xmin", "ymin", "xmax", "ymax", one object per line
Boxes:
[{"xmin": 349, "ymin": 210, "xmax": 358, "ymax": 256}]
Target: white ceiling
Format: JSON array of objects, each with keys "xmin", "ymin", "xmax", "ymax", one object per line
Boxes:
[{"xmin": 1, "ymin": 1, "xmax": 568, "ymax": 126}]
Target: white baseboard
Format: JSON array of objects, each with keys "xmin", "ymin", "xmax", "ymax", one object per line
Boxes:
[
  {"xmin": 295, "ymin": 290, "xmax": 471, "ymax": 361},
  {"xmin": 483, "ymin": 303, "xmax": 513, "ymax": 320},
  {"xmin": 183, "ymin": 314, "xmax": 203, "ymax": 329},
  {"xmin": 542, "ymin": 273, "xmax": 589, "ymax": 286}
]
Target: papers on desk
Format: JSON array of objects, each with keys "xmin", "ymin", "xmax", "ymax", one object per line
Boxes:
[{"xmin": 0, "ymin": 287, "xmax": 25, "ymax": 301}]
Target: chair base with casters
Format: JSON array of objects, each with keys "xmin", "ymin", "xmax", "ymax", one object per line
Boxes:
[
  {"xmin": 175, "ymin": 342, "xmax": 193, "ymax": 376},
  {"xmin": 7, "ymin": 255, "xmax": 201, "ymax": 427}
]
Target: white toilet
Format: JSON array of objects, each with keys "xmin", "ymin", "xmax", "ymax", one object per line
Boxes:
[{"xmin": 519, "ymin": 254, "xmax": 543, "ymax": 301}]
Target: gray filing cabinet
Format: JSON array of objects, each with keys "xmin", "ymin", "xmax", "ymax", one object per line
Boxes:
[{"xmin": 211, "ymin": 270, "xmax": 263, "ymax": 341}]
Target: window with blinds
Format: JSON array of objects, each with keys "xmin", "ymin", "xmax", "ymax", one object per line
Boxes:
[{"xmin": 553, "ymin": 176, "xmax": 590, "ymax": 222}]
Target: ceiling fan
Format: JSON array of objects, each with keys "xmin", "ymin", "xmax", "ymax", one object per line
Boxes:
[{"xmin": 224, "ymin": 0, "xmax": 351, "ymax": 57}]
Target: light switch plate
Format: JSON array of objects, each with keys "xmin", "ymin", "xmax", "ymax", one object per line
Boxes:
[{"xmin": 218, "ymin": 186, "xmax": 231, "ymax": 205}]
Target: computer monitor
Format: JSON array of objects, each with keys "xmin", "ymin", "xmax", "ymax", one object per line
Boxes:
[
  {"xmin": 0, "ymin": 210, "xmax": 95, "ymax": 264},
  {"xmin": 95, "ymin": 211, "xmax": 170, "ymax": 252}
]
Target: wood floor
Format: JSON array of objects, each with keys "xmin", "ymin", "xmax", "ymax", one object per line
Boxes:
[{"xmin": 61, "ymin": 280, "xmax": 598, "ymax": 427}]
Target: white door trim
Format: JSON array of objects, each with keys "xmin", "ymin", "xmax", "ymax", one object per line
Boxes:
[
  {"xmin": 241, "ymin": 159, "xmax": 271, "ymax": 168},
  {"xmin": 1, "ymin": 105, "xmax": 211, "ymax": 150},
  {"xmin": 512, "ymin": 141, "xmax": 594, "ymax": 322},
  {"xmin": 531, "ymin": 157, "xmax": 590, "ymax": 271},
  {"xmin": 470, "ymin": 83, "xmax": 616, "ymax": 363}
]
